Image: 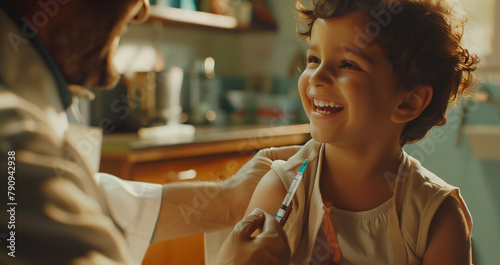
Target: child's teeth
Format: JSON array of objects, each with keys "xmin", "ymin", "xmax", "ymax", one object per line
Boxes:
[
  {"xmin": 314, "ymin": 99, "xmax": 326, "ymax": 107},
  {"xmin": 313, "ymin": 98, "xmax": 344, "ymax": 114},
  {"xmin": 314, "ymin": 99, "xmax": 327, "ymax": 107},
  {"xmin": 313, "ymin": 99, "xmax": 342, "ymax": 108}
]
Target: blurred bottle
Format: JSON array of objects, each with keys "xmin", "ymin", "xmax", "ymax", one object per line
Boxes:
[
  {"xmin": 153, "ymin": 0, "xmax": 180, "ymax": 8},
  {"xmin": 189, "ymin": 57, "xmax": 226, "ymax": 125},
  {"xmin": 153, "ymin": 0, "xmax": 198, "ymax": 11},
  {"xmin": 154, "ymin": 67, "xmax": 184, "ymax": 125},
  {"xmin": 180, "ymin": 0, "xmax": 197, "ymax": 10}
]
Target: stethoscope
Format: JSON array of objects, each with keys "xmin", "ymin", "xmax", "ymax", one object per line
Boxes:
[{"xmin": 0, "ymin": 0, "xmax": 73, "ymax": 110}]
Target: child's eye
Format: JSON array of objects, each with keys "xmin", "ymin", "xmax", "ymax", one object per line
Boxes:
[
  {"xmin": 307, "ymin": 56, "xmax": 320, "ymax": 64},
  {"xmin": 339, "ymin": 61, "xmax": 361, "ymax": 70}
]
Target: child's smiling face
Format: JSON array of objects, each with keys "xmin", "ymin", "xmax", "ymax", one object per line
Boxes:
[{"xmin": 298, "ymin": 11, "xmax": 406, "ymax": 148}]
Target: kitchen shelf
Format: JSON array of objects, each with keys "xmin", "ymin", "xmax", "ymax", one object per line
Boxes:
[
  {"xmin": 147, "ymin": 5, "xmax": 276, "ymax": 31},
  {"xmin": 148, "ymin": 5, "xmax": 237, "ymax": 29}
]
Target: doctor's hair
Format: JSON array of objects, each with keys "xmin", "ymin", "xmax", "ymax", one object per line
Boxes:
[{"xmin": 296, "ymin": 0, "xmax": 479, "ymax": 145}]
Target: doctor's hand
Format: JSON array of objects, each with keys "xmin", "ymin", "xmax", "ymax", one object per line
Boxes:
[{"xmin": 215, "ymin": 208, "xmax": 291, "ymax": 265}]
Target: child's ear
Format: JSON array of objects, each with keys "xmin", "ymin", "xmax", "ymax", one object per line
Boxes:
[{"xmin": 391, "ymin": 85, "xmax": 433, "ymax": 124}]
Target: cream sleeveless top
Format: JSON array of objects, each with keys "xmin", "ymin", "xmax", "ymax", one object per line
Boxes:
[
  {"xmin": 315, "ymin": 197, "xmax": 394, "ymax": 264},
  {"xmin": 273, "ymin": 139, "xmax": 472, "ymax": 265}
]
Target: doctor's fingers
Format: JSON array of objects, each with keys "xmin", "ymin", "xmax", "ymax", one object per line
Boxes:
[
  {"xmin": 236, "ymin": 208, "xmax": 266, "ymax": 239},
  {"xmin": 240, "ymin": 145, "xmax": 302, "ymax": 176},
  {"xmin": 238, "ymin": 208, "xmax": 288, "ymax": 242},
  {"xmin": 241, "ymin": 209, "xmax": 291, "ymax": 260},
  {"xmin": 257, "ymin": 209, "xmax": 290, "ymax": 248},
  {"xmin": 259, "ymin": 145, "xmax": 302, "ymax": 161}
]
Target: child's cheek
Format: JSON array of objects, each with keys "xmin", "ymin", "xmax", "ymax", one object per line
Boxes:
[
  {"xmin": 298, "ymin": 73, "xmax": 309, "ymax": 97},
  {"xmin": 298, "ymin": 73, "xmax": 312, "ymax": 117},
  {"xmin": 337, "ymin": 76, "xmax": 348, "ymax": 84}
]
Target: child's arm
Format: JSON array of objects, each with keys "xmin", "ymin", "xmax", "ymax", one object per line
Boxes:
[
  {"xmin": 422, "ymin": 196, "xmax": 472, "ymax": 265},
  {"xmin": 244, "ymin": 169, "xmax": 288, "ymax": 227}
]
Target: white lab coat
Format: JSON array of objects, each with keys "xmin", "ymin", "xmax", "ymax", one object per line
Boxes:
[{"xmin": 0, "ymin": 9, "xmax": 161, "ymax": 264}]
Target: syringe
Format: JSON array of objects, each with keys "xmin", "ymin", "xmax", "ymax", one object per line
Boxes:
[{"xmin": 274, "ymin": 159, "xmax": 308, "ymax": 222}]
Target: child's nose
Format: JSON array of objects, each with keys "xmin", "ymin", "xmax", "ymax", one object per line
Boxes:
[{"xmin": 309, "ymin": 65, "xmax": 333, "ymax": 88}]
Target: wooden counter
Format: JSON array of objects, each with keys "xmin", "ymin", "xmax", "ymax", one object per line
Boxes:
[
  {"xmin": 99, "ymin": 124, "xmax": 310, "ymax": 265},
  {"xmin": 100, "ymin": 123, "xmax": 310, "ymax": 181}
]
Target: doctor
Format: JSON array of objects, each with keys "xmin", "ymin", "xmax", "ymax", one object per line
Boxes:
[{"xmin": 0, "ymin": 0, "xmax": 294, "ymax": 264}]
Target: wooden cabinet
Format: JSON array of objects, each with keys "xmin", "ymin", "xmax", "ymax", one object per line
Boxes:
[
  {"xmin": 131, "ymin": 152, "xmax": 255, "ymax": 183},
  {"xmin": 99, "ymin": 124, "xmax": 310, "ymax": 265}
]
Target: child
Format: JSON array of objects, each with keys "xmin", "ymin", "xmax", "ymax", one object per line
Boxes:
[{"xmin": 244, "ymin": 0, "xmax": 478, "ymax": 264}]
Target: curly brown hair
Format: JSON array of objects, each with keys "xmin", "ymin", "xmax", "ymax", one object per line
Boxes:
[{"xmin": 296, "ymin": 0, "xmax": 479, "ymax": 145}]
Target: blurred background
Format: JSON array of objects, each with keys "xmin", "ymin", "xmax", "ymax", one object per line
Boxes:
[
  {"xmin": 87, "ymin": 0, "xmax": 307, "ymax": 131},
  {"xmin": 72, "ymin": 0, "xmax": 500, "ymax": 264}
]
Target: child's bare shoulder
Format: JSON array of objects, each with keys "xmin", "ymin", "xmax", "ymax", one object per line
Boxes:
[
  {"xmin": 245, "ymin": 140, "xmax": 321, "ymax": 216},
  {"xmin": 244, "ymin": 165, "xmax": 288, "ymax": 217}
]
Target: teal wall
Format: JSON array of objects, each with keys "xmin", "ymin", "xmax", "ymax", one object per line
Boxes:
[{"xmin": 404, "ymin": 84, "xmax": 500, "ymax": 265}]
